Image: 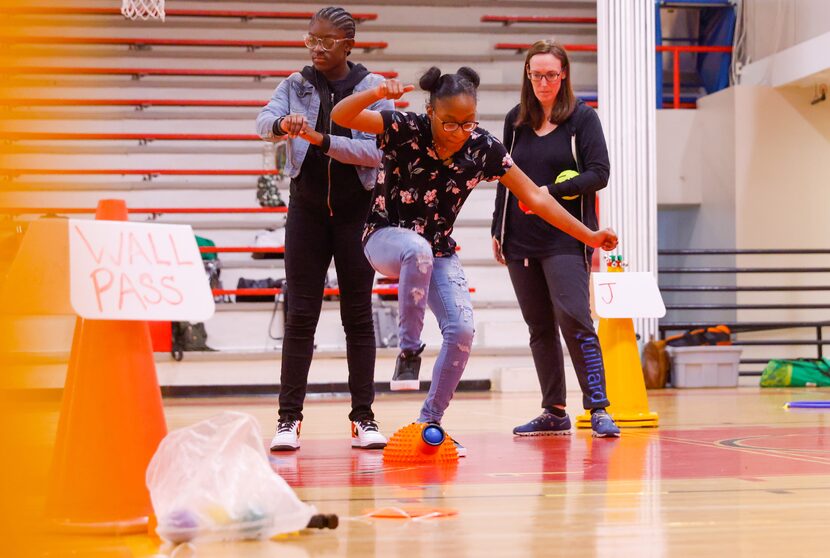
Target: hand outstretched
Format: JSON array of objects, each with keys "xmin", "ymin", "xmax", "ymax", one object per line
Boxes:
[
  {"xmin": 375, "ymin": 79, "xmax": 415, "ymax": 100},
  {"xmin": 592, "ymin": 228, "xmax": 618, "ymax": 251}
]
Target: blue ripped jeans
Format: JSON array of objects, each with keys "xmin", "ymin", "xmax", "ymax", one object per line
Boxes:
[{"xmin": 364, "ymin": 227, "xmax": 474, "ymax": 423}]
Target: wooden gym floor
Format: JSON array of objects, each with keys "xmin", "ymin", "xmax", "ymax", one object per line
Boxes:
[{"xmin": 9, "ymin": 387, "xmax": 830, "ymax": 557}]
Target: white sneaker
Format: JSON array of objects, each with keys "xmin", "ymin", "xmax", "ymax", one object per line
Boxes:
[
  {"xmin": 270, "ymin": 419, "xmax": 301, "ymax": 451},
  {"xmin": 450, "ymin": 437, "xmax": 467, "ymax": 458},
  {"xmin": 351, "ymin": 419, "xmax": 388, "ymax": 449}
]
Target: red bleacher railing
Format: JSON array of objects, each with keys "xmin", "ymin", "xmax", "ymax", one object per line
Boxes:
[
  {"xmin": 496, "ymin": 43, "xmax": 732, "ymax": 109},
  {"xmin": 2, "ymin": 66, "xmax": 398, "ymax": 80},
  {"xmin": 215, "ymin": 287, "xmax": 378, "ymax": 298},
  {"xmin": 0, "ymin": 98, "xmax": 410, "ymax": 109},
  {"xmin": 2, "ymin": 66, "xmax": 291, "ymax": 79},
  {"xmin": 200, "ymin": 247, "xmax": 284, "ymax": 254},
  {"xmin": 213, "ymin": 288, "xmax": 284, "ymax": 298},
  {"xmin": 495, "ymin": 43, "xmax": 598, "ymax": 53},
  {"xmin": 1, "ymin": 169, "xmax": 281, "ymax": 177},
  {"xmin": 0, "ymin": 207, "xmax": 288, "ymax": 215},
  {"xmin": 0, "ymin": 7, "xmax": 378, "ymax": 22},
  {"xmin": 1, "ymin": 36, "xmax": 387, "ymax": 51},
  {"xmin": 2, "ymin": 132, "xmax": 265, "ymax": 142},
  {"xmin": 656, "ymin": 45, "xmax": 733, "ymax": 109},
  {"xmin": 212, "ymin": 287, "xmax": 475, "ymax": 298},
  {"xmin": 481, "ymin": 15, "xmax": 597, "ymax": 25}
]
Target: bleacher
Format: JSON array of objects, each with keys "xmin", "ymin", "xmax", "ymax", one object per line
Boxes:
[{"xmin": 0, "ymin": 0, "xmax": 605, "ymax": 393}]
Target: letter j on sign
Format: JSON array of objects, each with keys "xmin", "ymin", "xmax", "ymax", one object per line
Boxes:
[{"xmin": 591, "ymin": 272, "xmax": 666, "ymax": 319}]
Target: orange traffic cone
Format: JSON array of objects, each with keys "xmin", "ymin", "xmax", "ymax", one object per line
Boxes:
[
  {"xmin": 47, "ymin": 199, "xmax": 168, "ymax": 533},
  {"xmin": 577, "ymin": 256, "xmax": 658, "ymax": 428}
]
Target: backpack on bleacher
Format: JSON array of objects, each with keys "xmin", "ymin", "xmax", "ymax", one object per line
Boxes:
[
  {"xmin": 256, "ymin": 175, "xmax": 286, "ymax": 208},
  {"xmin": 252, "ymin": 228, "xmax": 285, "ymax": 260},
  {"xmin": 196, "ymin": 235, "xmax": 229, "ymax": 302},
  {"xmin": 171, "ymin": 322, "xmax": 216, "ymax": 361},
  {"xmin": 665, "ymin": 325, "xmax": 732, "ymax": 347}
]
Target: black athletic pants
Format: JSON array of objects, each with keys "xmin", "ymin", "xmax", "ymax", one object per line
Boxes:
[
  {"xmin": 278, "ymin": 204, "xmax": 376, "ymax": 422},
  {"xmin": 506, "ymin": 253, "xmax": 610, "ymax": 410}
]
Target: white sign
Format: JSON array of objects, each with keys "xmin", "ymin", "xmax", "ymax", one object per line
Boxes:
[
  {"xmin": 592, "ymin": 272, "xmax": 666, "ymax": 318},
  {"xmin": 69, "ymin": 219, "xmax": 216, "ymax": 321}
]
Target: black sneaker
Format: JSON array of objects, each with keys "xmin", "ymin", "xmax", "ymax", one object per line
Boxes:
[{"xmin": 391, "ymin": 344, "xmax": 425, "ymax": 391}]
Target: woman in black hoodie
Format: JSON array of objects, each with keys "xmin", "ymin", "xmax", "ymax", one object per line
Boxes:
[{"xmin": 492, "ymin": 40, "xmax": 620, "ymax": 438}]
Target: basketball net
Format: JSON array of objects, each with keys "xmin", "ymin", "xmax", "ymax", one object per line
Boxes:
[{"xmin": 121, "ymin": 0, "xmax": 165, "ymax": 21}]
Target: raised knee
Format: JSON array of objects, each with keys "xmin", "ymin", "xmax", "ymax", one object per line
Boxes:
[{"xmin": 446, "ymin": 317, "xmax": 475, "ymax": 350}]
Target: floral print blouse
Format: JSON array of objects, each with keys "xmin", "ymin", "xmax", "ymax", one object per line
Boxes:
[{"xmin": 363, "ymin": 111, "xmax": 514, "ymax": 257}]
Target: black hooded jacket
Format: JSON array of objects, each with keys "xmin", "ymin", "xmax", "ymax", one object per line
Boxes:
[
  {"xmin": 291, "ymin": 62, "xmax": 372, "ymax": 215},
  {"xmin": 491, "ymin": 100, "xmax": 610, "ymax": 261}
]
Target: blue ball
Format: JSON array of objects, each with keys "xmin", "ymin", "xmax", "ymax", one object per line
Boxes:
[
  {"xmin": 162, "ymin": 509, "xmax": 200, "ymax": 543},
  {"xmin": 240, "ymin": 508, "xmax": 269, "ymax": 538},
  {"xmin": 422, "ymin": 425, "xmax": 445, "ymax": 446}
]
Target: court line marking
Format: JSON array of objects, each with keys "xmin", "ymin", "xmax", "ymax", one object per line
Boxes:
[{"xmin": 622, "ymin": 430, "xmax": 830, "ymax": 467}]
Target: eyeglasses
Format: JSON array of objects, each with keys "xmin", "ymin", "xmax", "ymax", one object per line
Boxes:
[
  {"xmin": 434, "ymin": 114, "xmax": 478, "ymax": 133},
  {"xmin": 303, "ymin": 34, "xmax": 349, "ymax": 51},
  {"xmin": 527, "ymin": 70, "xmax": 563, "ymax": 83}
]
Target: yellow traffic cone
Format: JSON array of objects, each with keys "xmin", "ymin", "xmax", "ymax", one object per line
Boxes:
[{"xmin": 578, "ymin": 256, "xmax": 658, "ymax": 428}]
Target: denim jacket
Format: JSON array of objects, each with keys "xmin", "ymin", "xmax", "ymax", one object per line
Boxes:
[{"xmin": 256, "ymin": 71, "xmax": 393, "ymax": 191}]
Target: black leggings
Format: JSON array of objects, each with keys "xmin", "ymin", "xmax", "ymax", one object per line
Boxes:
[
  {"xmin": 278, "ymin": 203, "xmax": 376, "ymax": 422},
  {"xmin": 506, "ymin": 253, "xmax": 610, "ymax": 410}
]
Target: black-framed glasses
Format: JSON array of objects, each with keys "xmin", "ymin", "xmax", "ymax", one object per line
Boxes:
[
  {"xmin": 434, "ymin": 114, "xmax": 478, "ymax": 133},
  {"xmin": 303, "ymin": 34, "xmax": 349, "ymax": 51},
  {"xmin": 527, "ymin": 70, "xmax": 563, "ymax": 83}
]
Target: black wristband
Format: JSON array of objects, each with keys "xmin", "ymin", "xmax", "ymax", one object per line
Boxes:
[
  {"xmin": 272, "ymin": 117, "xmax": 286, "ymax": 136},
  {"xmin": 321, "ymin": 134, "xmax": 331, "ymax": 153}
]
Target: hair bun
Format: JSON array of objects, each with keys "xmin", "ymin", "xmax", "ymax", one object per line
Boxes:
[
  {"xmin": 419, "ymin": 66, "xmax": 442, "ymax": 92},
  {"xmin": 456, "ymin": 67, "xmax": 480, "ymax": 88}
]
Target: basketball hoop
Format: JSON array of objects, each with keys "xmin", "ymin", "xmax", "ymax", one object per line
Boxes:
[{"xmin": 121, "ymin": 0, "xmax": 165, "ymax": 21}]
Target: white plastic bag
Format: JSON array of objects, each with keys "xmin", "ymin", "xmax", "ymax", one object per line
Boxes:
[{"xmin": 146, "ymin": 411, "xmax": 316, "ymax": 543}]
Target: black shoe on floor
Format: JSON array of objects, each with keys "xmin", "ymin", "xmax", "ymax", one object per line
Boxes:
[{"xmin": 391, "ymin": 344, "xmax": 425, "ymax": 391}]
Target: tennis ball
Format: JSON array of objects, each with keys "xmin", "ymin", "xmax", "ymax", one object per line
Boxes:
[
  {"xmin": 517, "ymin": 169, "xmax": 580, "ymax": 213},
  {"xmin": 204, "ymin": 504, "xmax": 231, "ymax": 524},
  {"xmin": 555, "ymin": 169, "xmax": 580, "ymax": 200}
]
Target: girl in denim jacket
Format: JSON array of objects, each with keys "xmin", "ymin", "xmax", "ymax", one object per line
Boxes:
[{"xmin": 257, "ymin": 7, "xmax": 392, "ymax": 452}]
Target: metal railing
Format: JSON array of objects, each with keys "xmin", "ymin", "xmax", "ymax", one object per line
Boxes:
[
  {"xmin": 655, "ymin": 45, "xmax": 733, "ymax": 109},
  {"xmin": 658, "ymin": 249, "xmax": 830, "ymax": 376}
]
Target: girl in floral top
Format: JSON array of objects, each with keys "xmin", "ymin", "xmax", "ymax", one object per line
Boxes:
[{"xmin": 332, "ymin": 67, "xmax": 617, "ymax": 454}]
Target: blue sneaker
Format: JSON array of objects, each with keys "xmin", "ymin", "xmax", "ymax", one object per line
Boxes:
[
  {"xmin": 591, "ymin": 410, "xmax": 621, "ymax": 438},
  {"xmin": 513, "ymin": 412, "xmax": 572, "ymax": 436}
]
